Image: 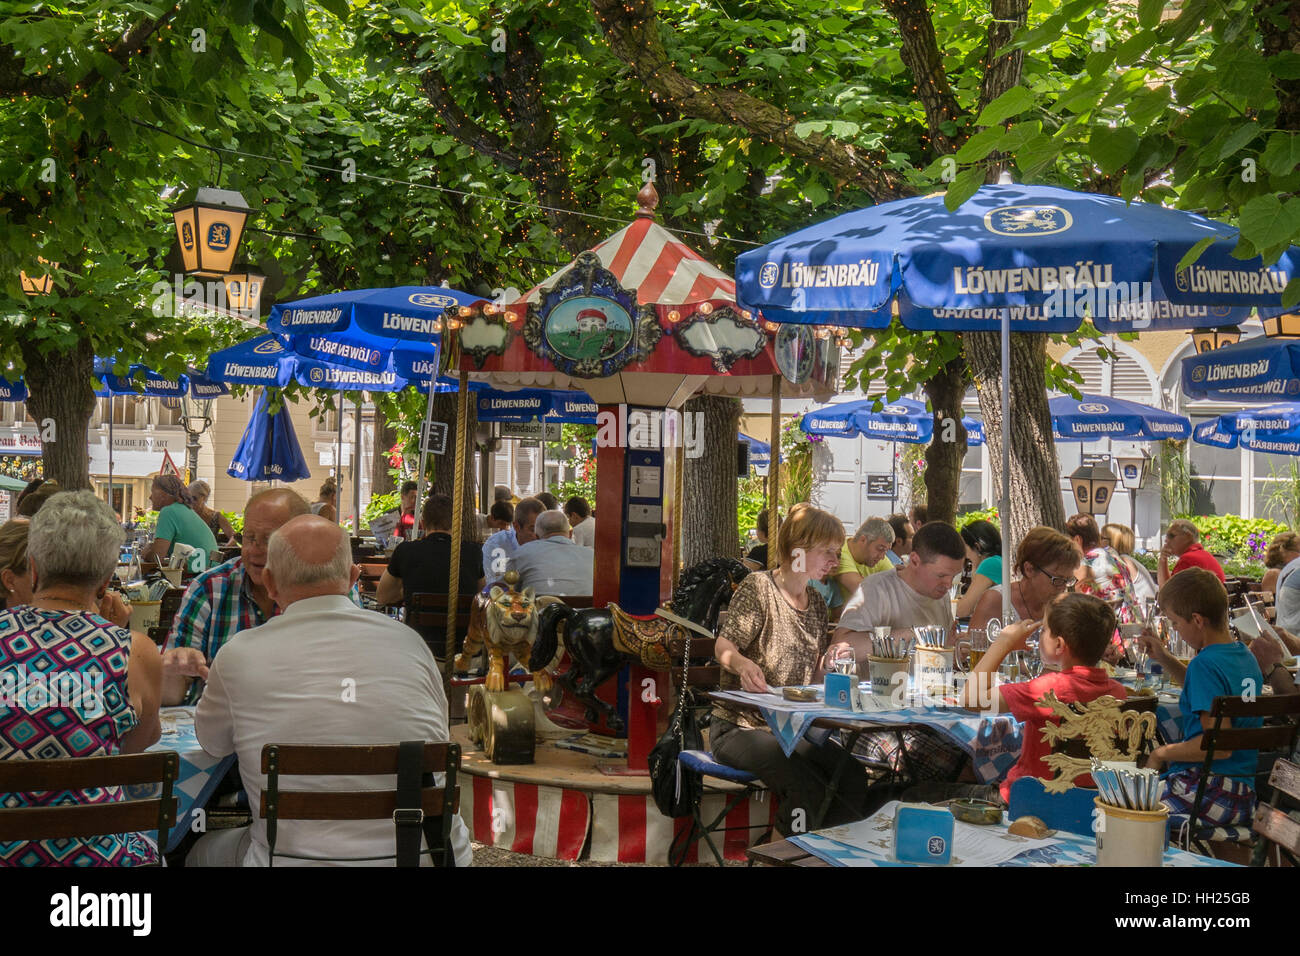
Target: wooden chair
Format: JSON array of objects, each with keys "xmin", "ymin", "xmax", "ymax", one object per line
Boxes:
[
  {"xmin": 147, "ymin": 587, "xmax": 187, "ymax": 647},
  {"xmin": 405, "ymin": 592, "xmax": 476, "ymax": 665},
  {"xmin": 1250, "ymin": 757, "xmax": 1300, "ymax": 866},
  {"xmin": 259, "ymin": 741, "xmax": 460, "ymax": 867},
  {"xmin": 1008, "ymin": 694, "xmax": 1160, "ymax": 836},
  {"xmin": 0, "ymin": 752, "xmax": 179, "ymax": 862},
  {"xmin": 1176, "ymin": 693, "xmax": 1300, "ymax": 854}
]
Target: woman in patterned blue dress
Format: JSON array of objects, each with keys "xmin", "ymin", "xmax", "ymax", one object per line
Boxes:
[{"xmin": 0, "ymin": 491, "xmax": 162, "ymax": 866}]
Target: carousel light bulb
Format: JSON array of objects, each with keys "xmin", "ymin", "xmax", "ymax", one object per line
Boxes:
[
  {"xmin": 483, "ymin": 303, "xmax": 498, "ymax": 315},
  {"xmin": 447, "ymin": 317, "xmax": 462, "ymax": 331},
  {"xmin": 740, "ymin": 309, "xmax": 751, "ymax": 320},
  {"xmin": 763, "ymin": 321, "xmax": 780, "ymax": 333},
  {"xmin": 458, "ymin": 306, "xmax": 473, "ymax": 317},
  {"xmin": 667, "ymin": 309, "xmax": 680, "ymax": 323},
  {"xmin": 814, "ymin": 326, "xmax": 831, "ymax": 339},
  {"xmin": 698, "ymin": 301, "xmax": 713, "ymax": 315}
]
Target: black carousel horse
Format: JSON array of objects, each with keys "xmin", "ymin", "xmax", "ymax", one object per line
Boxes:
[{"xmin": 531, "ymin": 557, "xmax": 750, "ymax": 733}]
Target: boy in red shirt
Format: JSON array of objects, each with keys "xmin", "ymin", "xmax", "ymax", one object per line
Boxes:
[{"xmin": 960, "ymin": 592, "xmax": 1128, "ymax": 803}]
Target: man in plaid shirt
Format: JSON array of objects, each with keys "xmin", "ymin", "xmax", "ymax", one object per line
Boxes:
[{"xmin": 162, "ymin": 489, "xmax": 313, "ymax": 705}]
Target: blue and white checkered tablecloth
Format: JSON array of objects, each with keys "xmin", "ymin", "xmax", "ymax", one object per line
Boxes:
[
  {"xmin": 1113, "ymin": 674, "xmax": 1183, "ymax": 741},
  {"xmin": 789, "ymin": 805, "xmax": 1237, "ymax": 868},
  {"xmin": 132, "ymin": 707, "xmax": 236, "ymax": 853},
  {"xmin": 711, "ymin": 687, "xmax": 1024, "ymax": 784}
]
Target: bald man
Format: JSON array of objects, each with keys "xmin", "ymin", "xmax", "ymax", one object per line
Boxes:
[
  {"xmin": 162, "ymin": 488, "xmax": 318, "ymax": 705},
  {"xmin": 192, "ymin": 516, "xmax": 472, "ymax": 867}
]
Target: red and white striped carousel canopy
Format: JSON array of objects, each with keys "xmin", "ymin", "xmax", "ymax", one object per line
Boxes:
[{"xmin": 518, "ymin": 216, "xmax": 735, "ymax": 307}]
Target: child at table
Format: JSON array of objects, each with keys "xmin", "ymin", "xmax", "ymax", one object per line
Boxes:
[
  {"xmin": 960, "ymin": 592, "xmax": 1128, "ymax": 803},
  {"xmin": 1141, "ymin": 568, "xmax": 1264, "ymax": 829}
]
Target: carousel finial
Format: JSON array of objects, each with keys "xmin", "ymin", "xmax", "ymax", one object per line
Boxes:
[{"xmin": 636, "ymin": 181, "xmax": 660, "ymax": 220}]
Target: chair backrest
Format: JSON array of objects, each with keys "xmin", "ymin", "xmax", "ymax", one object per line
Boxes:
[
  {"xmin": 1201, "ymin": 693, "xmax": 1300, "ymax": 764},
  {"xmin": 259, "ymin": 741, "xmax": 461, "ymax": 867},
  {"xmin": 1052, "ymin": 696, "xmax": 1160, "ymax": 761},
  {"xmin": 0, "ymin": 752, "xmax": 178, "ymax": 858},
  {"xmin": 406, "ymin": 592, "xmax": 477, "ymax": 661},
  {"xmin": 1252, "ymin": 757, "xmax": 1300, "ymax": 864}
]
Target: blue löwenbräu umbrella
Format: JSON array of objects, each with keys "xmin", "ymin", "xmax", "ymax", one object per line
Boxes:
[
  {"xmin": 801, "ymin": 398, "xmax": 983, "ymax": 510},
  {"xmin": 1048, "ymin": 394, "xmax": 1191, "ymax": 442},
  {"xmin": 737, "ymin": 183, "xmax": 1297, "ymax": 623},
  {"xmin": 1191, "ymin": 402, "xmax": 1300, "ymax": 456},
  {"xmin": 228, "ymin": 389, "xmax": 311, "ymax": 483},
  {"xmin": 268, "ymin": 285, "xmax": 487, "ymax": 532},
  {"xmin": 1181, "ymin": 336, "xmax": 1300, "ymax": 401}
]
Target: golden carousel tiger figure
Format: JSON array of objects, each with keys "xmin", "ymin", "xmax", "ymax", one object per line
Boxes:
[{"xmin": 452, "ymin": 573, "xmax": 553, "ymax": 693}]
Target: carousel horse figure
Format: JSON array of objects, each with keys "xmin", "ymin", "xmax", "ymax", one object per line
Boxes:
[{"xmin": 529, "ymin": 557, "xmax": 749, "ymax": 733}]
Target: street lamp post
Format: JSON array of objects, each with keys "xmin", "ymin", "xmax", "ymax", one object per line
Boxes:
[{"xmin": 178, "ymin": 394, "xmax": 215, "ymax": 482}]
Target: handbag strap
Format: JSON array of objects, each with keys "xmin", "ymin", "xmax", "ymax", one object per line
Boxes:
[{"xmin": 674, "ymin": 627, "xmax": 692, "ymax": 747}]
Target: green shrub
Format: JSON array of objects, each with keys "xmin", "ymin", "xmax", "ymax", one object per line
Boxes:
[
  {"xmin": 955, "ymin": 507, "xmax": 999, "ymax": 531},
  {"xmin": 222, "ymin": 511, "xmax": 243, "ymax": 534},
  {"xmin": 737, "ymin": 474, "xmax": 768, "ymax": 552},
  {"xmin": 364, "ymin": 491, "xmax": 400, "ymax": 524},
  {"xmin": 1175, "ymin": 514, "xmax": 1287, "ymax": 557}
]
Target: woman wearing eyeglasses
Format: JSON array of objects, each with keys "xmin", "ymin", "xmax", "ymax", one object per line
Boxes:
[{"xmin": 969, "ymin": 527, "xmax": 1081, "ymax": 630}]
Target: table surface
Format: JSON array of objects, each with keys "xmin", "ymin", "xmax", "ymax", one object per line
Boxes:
[{"xmin": 143, "ymin": 707, "xmax": 236, "ymax": 853}]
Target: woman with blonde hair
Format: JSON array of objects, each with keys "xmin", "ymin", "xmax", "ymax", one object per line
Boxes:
[
  {"xmin": 711, "ymin": 502, "xmax": 869, "ymax": 835},
  {"xmin": 0, "ymin": 519, "xmax": 33, "ymax": 610},
  {"xmin": 1101, "ymin": 522, "xmax": 1157, "ymax": 602},
  {"xmin": 1263, "ymin": 531, "xmax": 1300, "ymax": 596},
  {"xmin": 311, "ymin": 478, "xmax": 338, "ymax": 522}
]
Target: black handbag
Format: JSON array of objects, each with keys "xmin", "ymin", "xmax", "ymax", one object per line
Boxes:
[{"xmin": 649, "ymin": 632, "xmax": 704, "ymax": 818}]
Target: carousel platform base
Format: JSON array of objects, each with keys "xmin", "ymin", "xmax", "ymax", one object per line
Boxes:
[{"xmin": 452, "ymin": 724, "xmax": 774, "ymax": 863}]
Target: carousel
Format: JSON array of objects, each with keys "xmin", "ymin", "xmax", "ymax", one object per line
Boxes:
[{"xmin": 435, "ymin": 184, "xmax": 838, "ymax": 862}]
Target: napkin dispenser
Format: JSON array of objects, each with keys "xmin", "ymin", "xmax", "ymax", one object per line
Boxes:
[
  {"xmin": 893, "ymin": 803, "xmax": 954, "ymax": 865},
  {"xmin": 824, "ymin": 672, "xmax": 865, "ymax": 712}
]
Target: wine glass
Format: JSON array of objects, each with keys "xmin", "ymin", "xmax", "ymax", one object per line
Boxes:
[{"xmin": 827, "ymin": 644, "xmax": 856, "ymax": 677}]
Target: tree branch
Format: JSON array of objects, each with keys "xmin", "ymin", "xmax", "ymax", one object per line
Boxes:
[
  {"xmin": 881, "ymin": 0, "xmax": 964, "ymax": 156},
  {"xmin": 419, "ymin": 69, "xmax": 524, "ymax": 174},
  {"xmin": 590, "ymin": 0, "xmax": 911, "ymax": 202}
]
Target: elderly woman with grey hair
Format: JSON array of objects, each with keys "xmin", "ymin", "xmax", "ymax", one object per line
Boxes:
[
  {"xmin": 188, "ymin": 479, "xmax": 236, "ymax": 546},
  {"xmin": 0, "ymin": 491, "xmax": 162, "ymax": 866}
]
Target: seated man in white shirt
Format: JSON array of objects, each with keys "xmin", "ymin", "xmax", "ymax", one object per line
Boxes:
[
  {"xmin": 833, "ymin": 521, "xmax": 970, "ymax": 787},
  {"xmin": 482, "ymin": 496, "xmax": 544, "ymax": 589},
  {"xmin": 507, "ymin": 509, "xmax": 594, "ymax": 596},
  {"xmin": 190, "ymin": 514, "xmax": 472, "ymax": 867},
  {"xmin": 834, "ymin": 521, "xmax": 966, "ymax": 656}
]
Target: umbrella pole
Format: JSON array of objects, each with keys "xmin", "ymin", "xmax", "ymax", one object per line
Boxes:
[
  {"xmin": 768, "ymin": 375, "xmax": 781, "ymax": 570},
  {"xmin": 413, "ymin": 373, "xmax": 439, "ymax": 543},
  {"xmin": 336, "ymin": 389, "xmax": 344, "ymax": 528},
  {"xmin": 107, "ymin": 398, "xmax": 114, "ymax": 518},
  {"xmin": 1000, "ymin": 308, "xmax": 1012, "ymax": 627},
  {"xmin": 891, "ymin": 439, "xmax": 897, "ymax": 513},
  {"xmin": 353, "ymin": 396, "xmax": 362, "ymax": 532},
  {"xmin": 445, "ymin": 368, "xmax": 471, "ymax": 700}
]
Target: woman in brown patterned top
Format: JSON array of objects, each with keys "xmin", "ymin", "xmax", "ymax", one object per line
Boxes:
[{"xmin": 712, "ymin": 503, "xmax": 870, "ymax": 835}]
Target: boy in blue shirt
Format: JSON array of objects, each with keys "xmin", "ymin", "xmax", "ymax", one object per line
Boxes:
[{"xmin": 1142, "ymin": 568, "xmax": 1264, "ymax": 829}]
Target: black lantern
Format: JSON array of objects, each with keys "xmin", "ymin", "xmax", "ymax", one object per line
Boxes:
[
  {"xmin": 223, "ymin": 270, "xmax": 265, "ymax": 315},
  {"xmin": 172, "ymin": 188, "xmax": 251, "ymax": 277},
  {"xmin": 19, "ymin": 258, "xmax": 57, "ymax": 295},
  {"xmin": 1188, "ymin": 326, "xmax": 1242, "ymax": 352},
  {"xmin": 1262, "ymin": 312, "xmax": 1300, "ymax": 338},
  {"xmin": 1070, "ymin": 463, "xmax": 1118, "ymax": 517}
]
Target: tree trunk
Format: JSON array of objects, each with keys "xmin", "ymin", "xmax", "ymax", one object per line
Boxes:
[
  {"xmin": 964, "ymin": 331, "xmax": 1064, "ymax": 545},
  {"xmin": 921, "ymin": 354, "xmax": 970, "ymax": 525},
  {"xmin": 371, "ymin": 405, "xmax": 397, "ymax": 497},
  {"xmin": 682, "ymin": 395, "xmax": 740, "ymax": 566},
  {"xmin": 428, "ymin": 391, "xmax": 480, "ymax": 543},
  {"xmin": 20, "ymin": 337, "xmax": 95, "ymax": 491}
]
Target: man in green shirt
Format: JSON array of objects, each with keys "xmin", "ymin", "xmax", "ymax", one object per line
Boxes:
[
  {"xmin": 833, "ymin": 515, "xmax": 894, "ymax": 603},
  {"xmin": 146, "ymin": 473, "xmax": 218, "ymax": 568}
]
